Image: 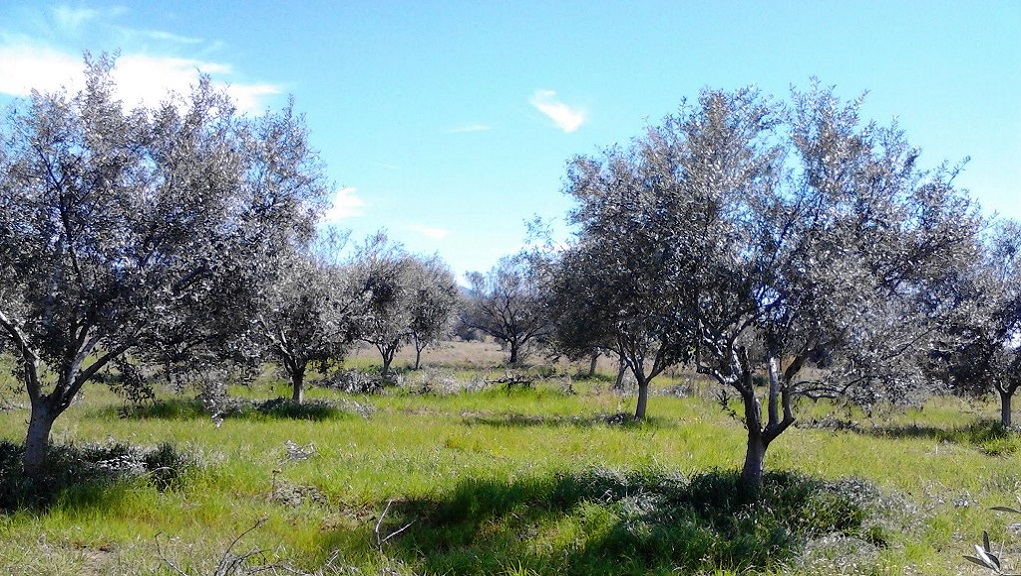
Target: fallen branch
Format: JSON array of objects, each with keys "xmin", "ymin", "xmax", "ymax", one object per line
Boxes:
[{"xmin": 374, "ymin": 499, "xmax": 416, "ymax": 548}]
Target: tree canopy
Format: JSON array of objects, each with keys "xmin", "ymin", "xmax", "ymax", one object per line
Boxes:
[
  {"xmin": 552, "ymin": 83, "xmax": 982, "ymax": 490},
  {"xmin": 0, "ymin": 54, "xmax": 330, "ymax": 476}
]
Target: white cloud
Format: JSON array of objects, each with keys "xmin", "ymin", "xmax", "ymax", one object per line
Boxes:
[
  {"xmin": 529, "ymin": 89, "xmax": 586, "ymax": 133},
  {"xmin": 447, "ymin": 123, "xmax": 493, "ymax": 133},
  {"xmin": 52, "ymin": 6, "xmax": 102, "ymax": 31},
  {"xmin": 0, "ymin": 45, "xmax": 82, "ymax": 96},
  {"xmin": 0, "ymin": 5, "xmax": 281, "ymax": 114},
  {"xmin": 323, "ymin": 187, "xmax": 366, "ymax": 221},
  {"xmin": 0, "ymin": 47, "xmax": 281, "ymax": 113},
  {"xmin": 407, "ymin": 225, "xmax": 450, "ymax": 240}
]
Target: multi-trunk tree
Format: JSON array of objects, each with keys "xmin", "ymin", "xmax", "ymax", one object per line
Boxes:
[
  {"xmin": 351, "ymin": 234, "xmax": 460, "ymax": 378},
  {"xmin": 555, "ymin": 83, "xmax": 981, "ymax": 490},
  {"xmin": 0, "ymin": 55, "xmax": 329, "ymax": 477}
]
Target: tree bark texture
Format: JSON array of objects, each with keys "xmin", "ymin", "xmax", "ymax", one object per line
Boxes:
[
  {"xmin": 633, "ymin": 377, "xmax": 650, "ymax": 421},
  {"xmin": 613, "ymin": 358, "xmax": 627, "ymax": 392},
  {"xmin": 291, "ymin": 370, "xmax": 305, "ymax": 404},
  {"xmin": 24, "ymin": 399, "xmax": 59, "ymax": 480},
  {"xmin": 740, "ymin": 430, "xmax": 767, "ymax": 494},
  {"xmin": 1000, "ymin": 389, "xmax": 1013, "ymax": 427}
]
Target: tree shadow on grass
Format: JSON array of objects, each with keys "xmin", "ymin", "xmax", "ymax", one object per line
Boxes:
[
  {"xmin": 801, "ymin": 417, "xmax": 1018, "ymax": 456},
  {"xmin": 112, "ymin": 397, "xmax": 355, "ymax": 422},
  {"xmin": 461, "ymin": 412, "xmax": 667, "ymax": 430},
  {"xmin": 321, "ymin": 467, "xmax": 893, "ymax": 576}
]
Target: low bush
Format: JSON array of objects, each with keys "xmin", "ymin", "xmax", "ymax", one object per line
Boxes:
[
  {"xmin": 253, "ymin": 398, "xmax": 346, "ymax": 421},
  {"xmin": 0, "ymin": 440, "xmax": 195, "ymax": 511}
]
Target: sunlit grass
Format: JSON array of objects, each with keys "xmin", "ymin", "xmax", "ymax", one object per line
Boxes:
[{"xmin": 0, "ymin": 345, "xmax": 1017, "ymax": 574}]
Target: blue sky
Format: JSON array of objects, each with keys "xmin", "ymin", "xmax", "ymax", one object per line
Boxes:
[{"xmin": 1, "ymin": 1, "xmax": 1018, "ymax": 278}]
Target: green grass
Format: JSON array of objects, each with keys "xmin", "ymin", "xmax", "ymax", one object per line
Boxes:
[{"xmin": 0, "ymin": 346, "xmax": 1018, "ymax": 574}]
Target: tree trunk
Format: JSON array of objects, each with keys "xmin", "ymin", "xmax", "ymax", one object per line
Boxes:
[
  {"xmin": 508, "ymin": 342, "xmax": 519, "ymax": 365},
  {"xmin": 737, "ymin": 348, "xmax": 767, "ymax": 494},
  {"xmin": 414, "ymin": 345, "xmax": 423, "ymax": 370},
  {"xmin": 999, "ymin": 389, "xmax": 1013, "ymax": 428},
  {"xmin": 740, "ymin": 431, "xmax": 767, "ymax": 495},
  {"xmin": 633, "ymin": 376, "xmax": 650, "ymax": 421},
  {"xmin": 613, "ymin": 358, "xmax": 627, "ymax": 391},
  {"xmin": 24, "ymin": 399, "xmax": 59, "ymax": 480},
  {"xmin": 587, "ymin": 352, "xmax": 600, "ymax": 378},
  {"xmin": 290, "ymin": 369, "xmax": 305, "ymax": 404}
]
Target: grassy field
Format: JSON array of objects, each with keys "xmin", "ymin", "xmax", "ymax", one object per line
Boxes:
[{"xmin": 0, "ymin": 341, "xmax": 1018, "ymax": 575}]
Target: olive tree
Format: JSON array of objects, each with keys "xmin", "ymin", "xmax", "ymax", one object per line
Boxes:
[
  {"xmin": 928, "ymin": 220, "xmax": 1021, "ymax": 427},
  {"xmin": 462, "ymin": 254, "xmax": 550, "ymax": 365},
  {"xmin": 407, "ymin": 255, "xmax": 460, "ymax": 370},
  {"xmin": 0, "ymin": 55, "xmax": 329, "ymax": 477},
  {"xmin": 706, "ymin": 84, "xmax": 980, "ymax": 489},
  {"xmin": 552, "ymin": 143, "xmax": 696, "ymax": 419},
  {"xmin": 254, "ymin": 232, "xmax": 363, "ymax": 403},
  {"xmin": 349, "ymin": 233, "xmax": 416, "ymax": 379},
  {"xmin": 559, "ymin": 84, "xmax": 981, "ymax": 491}
]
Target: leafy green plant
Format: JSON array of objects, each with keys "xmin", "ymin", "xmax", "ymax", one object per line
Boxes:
[{"xmin": 965, "ymin": 503, "xmax": 1021, "ymax": 575}]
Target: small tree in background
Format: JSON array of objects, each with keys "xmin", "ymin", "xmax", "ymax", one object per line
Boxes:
[
  {"xmin": 407, "ymin": 255, "xmax": 460, "ymax": 370},
  {"xmin": 551, "ymin": 148, "xmax": 694, "ymax": 418},
  {"xmin": 351, "ymin": 233, "xmax": 417, "ymax": 380},
  {"xmin": 254, "ymin": 231, "xmax": 363, "ymax": 403},
  {"xmin": 462, "ymin": 254, "xmax": 550, "ymax": 365},
  {"xmin": 929, "ymin": 219, "xmax": 1021, "ymax": 427}
]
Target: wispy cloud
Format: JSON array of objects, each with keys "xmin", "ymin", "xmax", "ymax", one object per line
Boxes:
[
  {"xmin": 407, "ymin": 224, "xmax": 450, "ymax": 240},
  {"xmin": 529, "ymin": 89, "xmax": 586, "ymax": 133},
  {"xmin": 323, "ymin": 187, "xmax": 366, "ymax": 221},
  {"xmin": 52, "ymin": 6, "xmax": 102, "ymax": 32},
  {"xmin": 0, "ymin": 9, "xmax": 280, "ymax": 113},
  {"xmin": 447, "ymin": 123, "xmax": 494, "ymax": 133}
]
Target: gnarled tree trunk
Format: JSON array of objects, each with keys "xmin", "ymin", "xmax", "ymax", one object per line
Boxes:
[
  {"xmin": 634, "ymin": 376, "xmax": 651, "ymax": 421},
  {"xmin": 613, "ymin": 355, "xmax": 628, "ymax": 392}
]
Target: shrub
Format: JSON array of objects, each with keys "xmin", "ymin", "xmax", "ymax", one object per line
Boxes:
[
  {"xmin": 318, "ymin": 369, "xmax": 385, "ymax": 394},
  {"xmin": 0, "ymin": 440, "xmax": 195, "ymax": 510}
]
